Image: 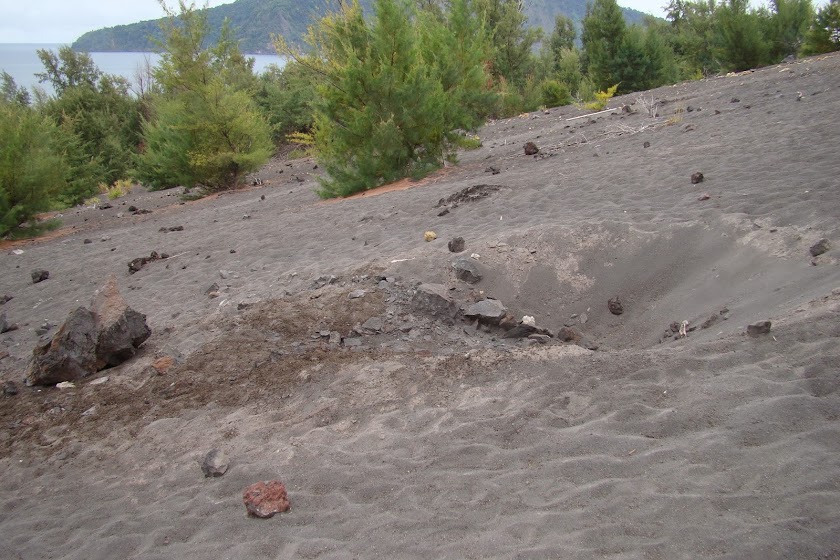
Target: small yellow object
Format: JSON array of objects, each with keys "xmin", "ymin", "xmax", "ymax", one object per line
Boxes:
[{"xmin": 424, "ymin": 231, "xmax": 437, "ymax": 242}]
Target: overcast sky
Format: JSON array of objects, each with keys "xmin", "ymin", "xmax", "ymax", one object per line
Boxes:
[{"xmin": 0, "ymin": 0, "xmax": 674, "ymax": 44}]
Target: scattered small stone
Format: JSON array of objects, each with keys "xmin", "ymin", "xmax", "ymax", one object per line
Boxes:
[
  {"xmin": 83, "ymin": 238, "xmax": 93, "ymax": 244},
  {"xmin": 35, "ymin": 322, "xmax": 53, "ymax": 336},
  {"xmin": 412, "ymin": 284, "xmax": 456, "ymax": 318},
  {"xmin": 691, "ymin": 172, "xmax": 704, "ymax": 184},
  {"xmin": 261, "ymin": 194, "xmax": 266, "ymax": 200},
  {"xmin": 747, "ymin": 321, "xmax": 772, "ymax": 337},
  {"xmin": 528, "ymin": 334, "xmax": 551, "ymax": 344},
  {"xmin": 99, "ymin": 203, "xmax": 113, "ymax": 210},
  {"xmin": 361, "ymin": 317, "xmax": 383, "ymax": 333},
  {"xmin": 343, "ymin": 337, "xmax": 363, "ymax": 347},
  {"xmin": 698, "ymin": 193, "xmax": 711, "ymax": 201},
  {"xmin": 448, "ymin": 237, "xmax": 466, "ymax": 253},
  {"xmin": 0, "ymin": 313, "xmax": 9, "ymax": 333},
  {"xmin": 31, "ymin": 269, "xmax": 50, "ymax": 283},
  {"xmin": 242, "ymin": 214, "xmax": 251, "ymax": 220},
  {"xmin": 349, "ymin": 289, "xmax": 366, "ymax": 299},
  {"xmin": 607, "ymin": 297, "xmax": 624, "ymax": 315},
  {"xmin": 329, "ymin": 331, "xmax": 342, "ymax": 344},
  {"xmin": 128, "ymin": 205, "xmax": 137, "ymax": 212},
  {"xmin": 730, "ymin": 97, "xmax": 740, "ymax": 103},
  {"xmin": 424, "ymin": 231, "xmax": 437, "ymax": 242},
  {"xmin": 230, "ymin": 249, "xmax": 236, "ymax": 254},
  {"xmin": 464, "ymin": 299, "xmax": 507, "ymax": 325},
  {"xmin": 56, "ymin": 381, "xmax": 76, "ymax": 389},
  {"xmin": 643, "ymin": 141, "xmax": 650, "ymax": 148},
  {"xmin": 437, "ymin": 208, "xmax": 450, "ymax": 217},
  {"xmin": 452, "ymin": 258, "xmax": 482, "ymax": 284},
  {"xmin": 3, "ymin": 381, "xmax": 18, "ymax": 396},
  {"xmin": 312, "ymin": 275, "xmax": 338, "ymax": 289},
  {"xmin": 201, "ymin": 449, "xmax": 230, "ymax": 478},
  {"xmin": 485, "ymin": 166, "xmax": 500, "ymax": 175},
  {"xmin": 128, "ymin": 252, "xmax": 165, "ymax": 274},
  {"xmin": 701, "ymin": 314, "xmax": 720, "ymax": 329},
  {"xmin": 205, "ymin": 283, "xmax": 220, "ymax": 296},
  {"xmin": 809, "ymin": 238, "xmax": 830, "ymax": 257},
  {"xmin": 579, "ymin": 313, "xmax": 588, "ymax": 325},
  {"xmin": 521, "ymin": 315, "xmax": 536, "ymax": 327},
  {"xmin": 524, "ymin": 142, "xmax": 540, "ymax": 156},
  {"xmin": 0, "ymin": 295, "xmax": 12, "ymax": 305},
  {"xmin": 503, "ymin": 323, "xmax": 537, "ymax": 339},
  {"xmin": 243, "ymin": 480, "xmax": 290, "ymax": 518},
  {"xmin": 556, "ymin": 327, "xmax": 582, "ymax": 343}
]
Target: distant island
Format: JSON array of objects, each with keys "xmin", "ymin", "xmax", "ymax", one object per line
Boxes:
[{"xmin": 71, "ymin": 0, "xmax": 650, "ymax": 54}]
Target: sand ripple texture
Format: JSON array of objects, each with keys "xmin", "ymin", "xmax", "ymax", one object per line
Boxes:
[{"xmin": 1, "ymin": 54, "xmax": 840, "ymax": 559}]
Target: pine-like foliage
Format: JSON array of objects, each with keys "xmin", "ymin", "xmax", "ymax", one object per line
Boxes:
[
  {"xmin": 802, "ymin": 0, "xmax": 840, "ymax": 54},
  {"xmin": 135, "ymin": 1, "xmax": 272, "ymax": 191},
  {"xmin": 0, "ymin": 103, "xmax": 68, "ymax": 235},
  {"xmin": 303, "ymin": 0, "xmax": 449, "ymax": 198}
]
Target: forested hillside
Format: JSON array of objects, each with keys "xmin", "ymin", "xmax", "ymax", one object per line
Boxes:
[{"xmin": 71, "ymin": 0, "xmax": 647, "ymax": 53}]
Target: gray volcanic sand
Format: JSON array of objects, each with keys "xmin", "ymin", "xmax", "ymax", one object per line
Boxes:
[{"xmin": 1, "ymin": 53, "xmax": 840, "ymax": 559}]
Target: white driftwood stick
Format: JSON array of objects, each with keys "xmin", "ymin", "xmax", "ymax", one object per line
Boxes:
[{"xmin": 566, "ymin": 107, "xmax": 617, "ymax": 121}]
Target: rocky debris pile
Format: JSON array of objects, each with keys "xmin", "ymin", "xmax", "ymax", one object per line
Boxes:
[
  {"xmin": 435, "ymin": 184, "xmax": 502, "ymax": 213},
  {"xmin": 128, "ymin": 251, "xmax": 169, "ymax": 274},
  {"xmin": 26, "ymin": 274, "xmax": 151, "ymax": 386},
  {"xmin": 243, "ymin": 480, "xmax": 291, "ymax": 518},
  {"xmin": 660, "ymin": 308, "xmax": 730, "ymax": 343}
]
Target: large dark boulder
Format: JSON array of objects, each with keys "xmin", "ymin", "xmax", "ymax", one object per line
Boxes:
[
  {"xmin": 26, "ymin": 307, "xmax": 98, "ymax": 386},
  {"xmin": 25, "ymin": 275, "xmax": 151, "ymax": 386},
  {"xmin": 92, "ymin": 274, "xmax": 151, "ymax": 369}
]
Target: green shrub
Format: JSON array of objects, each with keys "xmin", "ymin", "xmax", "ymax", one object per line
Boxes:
[
  {"xmin": 135, "ymin": 4, "xmax": 272, "ymax": 192},
  {"xmin": 541, "ymin": 79, "xmax": 573, "ymax": 107},
  {"xmin": 0, "ymin": 103, "xmax": 68, "ymax": 236}
]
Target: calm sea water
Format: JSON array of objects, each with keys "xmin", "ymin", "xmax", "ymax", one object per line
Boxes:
[{"xmin": 0, "ymin": 43, "xmax": 286, "ymax": 95}]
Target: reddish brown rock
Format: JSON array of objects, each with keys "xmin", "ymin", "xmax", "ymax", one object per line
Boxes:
[
  {"xmin": 524, "ymin": 142, "xmax": 540, "ymax": 155},
  {"xmin": 607, "ymin": 296, "xmax": 624, "ymax": 315},
  {"xmin": 243, "ymin": 480, "xmax": 291, "ymax": 518},
  {"xmin": 152, "ymin": 356, "xmax": 176, "ymax": 374}
]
